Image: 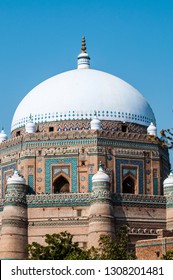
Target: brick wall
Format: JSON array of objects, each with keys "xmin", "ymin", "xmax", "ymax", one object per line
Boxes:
[{"xmin": 136, "ymin": 235, "xmax": 173, "ymax": 259}]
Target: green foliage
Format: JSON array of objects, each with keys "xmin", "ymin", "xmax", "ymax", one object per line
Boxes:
[
  {"xmin": 27, "ymin": 231, "xmax": 90, "ymax": 260},
  {"xmin": 160, "ymin": 128, "xmax": 173, "ymax": 149},
  {"xmin": 27, "ymin": 226, "xmax": 135, "ymax": 260},
  {"xmin": 161, "ymin": 250, "xmax": 173, "ymax": 260},
  {"xmin": 97, "ymin": 225, "xmax": 136, "ymax": 260}
]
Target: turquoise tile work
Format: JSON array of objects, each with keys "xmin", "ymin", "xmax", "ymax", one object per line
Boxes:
[
  {"xmin": 153, "ymin": 178, "xmax": 158, "ymax": 195},
  {"xmin": 116, "ymin": 159, "xmax": 144, "ymax": 194},
  {"xmin": 1, "ymin": 163, "xmax": 16, "ymax": 198},
  {"xmin": 28, "ymin": 175, "xmax": 34, "ymax": 192},
  {"xmin": 88, "ymin": 174, "xmax": 94, "ymax": 192},
  {"xmin": 45, "ymin": 158, "xmax": 78, "ymax": 193}
]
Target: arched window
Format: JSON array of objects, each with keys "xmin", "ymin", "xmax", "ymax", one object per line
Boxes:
[
  {"xmin": 122, "ymin": 176, "xmax": 135, "ymax": 194},
  {"xmin": 53, "ymin": 175, "xmax": 70, "ymax": 193}
]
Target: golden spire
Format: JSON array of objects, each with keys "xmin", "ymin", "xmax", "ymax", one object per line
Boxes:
[{"xmin": 81, "ymin": 36, "xmax": 87, "ymax": 53}]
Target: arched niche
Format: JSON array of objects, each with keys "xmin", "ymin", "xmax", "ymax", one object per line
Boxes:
[
  {"xmin": 122, "ymin": 176, "xmax": 135, "ymax": 194},
  {"xmin": 53, "ymin": 175, "xmax": 70, "ymax": 193}
]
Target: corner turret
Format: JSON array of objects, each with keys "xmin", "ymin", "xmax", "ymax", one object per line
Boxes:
[
  {"xmin": 0, "ymin": 171, "xmax": 28, "ymax": 259},
  {"xmin": 88, "ymin": 162, "xmax": 115, "ymax": 247}
]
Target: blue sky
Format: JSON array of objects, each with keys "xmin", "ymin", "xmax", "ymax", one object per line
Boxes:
[{"xmin": 0, "ymin": 0, "xmax": 173, "ymax": 164}]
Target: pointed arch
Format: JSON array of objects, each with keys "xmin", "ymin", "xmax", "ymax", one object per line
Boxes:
[
  {"xmin": 53, "ymin": 175, "xmax": 70, "ymax": 193},
  {"xmin": 122, "ymin": 176, "xmax": 135, "ymax": 194}
]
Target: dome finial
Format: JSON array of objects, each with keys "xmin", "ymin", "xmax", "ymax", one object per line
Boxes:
[
  {"xmin": 99, "ymin": 161, "xmax": 103, "ymax": 171},
  {"xmin": 77, "ymin": 36, "xmax": 90, "ymax": 69},
  {"xmin": 81, "ymin": 36, "xmax": 87, "ymax": 53}
]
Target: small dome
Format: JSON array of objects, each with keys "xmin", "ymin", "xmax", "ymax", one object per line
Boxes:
[
  {"xmin": 25, "ymin": 117, "xmax": 36, "ymax": 133},
  {"xmin": 7, "ymin": 170, "xmax": 26, "ymax": 185},
  {"xmin": 163, "ymin": 173, "xmax": 173, "ymax": 186},
  {"xmin": 147, "ymin": 122, "xmax": 157, "ymax": 136},
  {"xmin": 90, "ymin": 114, "xmax": 101, "ymax": 130},
  {"xmin": 92, "ymin": 163, "xmax": 110, "ymax": 183},
  {"xmin": 0, "ymin": 128, "xmax": 8, "ymax": 142},
  {"xmin": 163, "ymin": 173, "xmax": 173, "ymax": 195}
]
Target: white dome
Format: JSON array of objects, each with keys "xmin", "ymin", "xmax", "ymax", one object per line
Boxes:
[
  {"xmin": 7, "ymin": 170, "xmax": 26, "ymax": 185},
  {"xmin": 92, "ymin": 163, "xmax": 110, "ymax": 183},
  {"xmin": 163, "ymin": 173, "xmax": 173, "ymax": 187},
  {"xmin": 11, "ymin": 69, "xmax": 156, "ymax": 131},
  {"xmin": 163, "ymin": 173, "xmax": 173, "ymax": 195},
  {"xmin": 11, "ymin": 38, "xmax": 155, "ymax": 132}
]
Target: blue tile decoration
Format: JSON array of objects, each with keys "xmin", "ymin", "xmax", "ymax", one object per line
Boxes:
[
  {"xmin": 1, "ymin": 163, "xmax": 16, "ymax": 198},
  {"xmin": 88, "ymin": 174, "xmax": 94, "ymax": 192},
  {"xmin": 97, "ymin": 138, "xmax": 157, "ymax": 151},
  {"xmin": 153, "ymin": 178, "xmax": 158, "ymax": 195},
  {"xmin": 26, "ymin": 192, "xmax": 166, "ymax": 209},
  {"xmin": 37, "ymin": 168, "xmax": 42, "ymax": 173},
  {"xmin": 81, "ymin": 176, "xmax": 86, "ymax": 181},
  {"xmin": 24, "ymin": 139, "xmax": 96, "ymax": 149},
  {"xmin": 116, "ymin": 159, "xmax": 144, "ymax": 194},
  {"xmin": 166, "ymin": 196, "xmax": 173, "ymax": 208},
  {"xmin": 45, "ymin": 158, "xmax": 78, "ymax": 193},
  {"xmin": 112, "ymin": 193, "xmax": 166, "ymax": 208},
  {"xmin": 28, "ymin": 175, "xmax": 34, "ymax": 191},
  {"xmin": 12, "ymin": 109, "xmax": 153, "ymax": 131}
]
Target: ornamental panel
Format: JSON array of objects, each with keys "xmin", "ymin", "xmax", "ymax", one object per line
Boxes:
[
  {"xmin": 45, "ymin": 158, "xmax": 78, "ymax": 193},
  {"xmin": 116, "ymin": 159, "xmax": 144, "ymax": 194},
  {"xmin": 1, "ymin": 163, "xmax": 16, "ymax": 198}
]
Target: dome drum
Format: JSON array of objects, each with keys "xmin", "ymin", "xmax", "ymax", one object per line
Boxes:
[
  {"xmin": 11, "ymin": 108, "xmax": 155, "ymax": 133},
  {"xmin": 11, "ymin": 119, "xmax": 148, "ymax": 138}
]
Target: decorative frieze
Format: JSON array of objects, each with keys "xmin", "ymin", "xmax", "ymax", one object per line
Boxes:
[
  {"xmin": 27, "ymin": 193, "xmax": 91, "ymax": 208},
  {"xmin": 112, "ymin": 193, "xmax": 166, "ymax": 208},
  {"xmin": 89, "ymin": 216, "xmax": 114, "ymax": 223},
  {"xmin": 25, "ymin": 192, "xmax": 167, "ymax": 209},
  {"xmin": 128, "ymin": 227, "xmax": 158, "ymax": 236},
  {"xmin": 5, "ymin": 193, "xmax": 27, "ymax": 207},
  {"xmin": 28, "ymin": 218, "xmax": 88, "ymax": 228},
  {"xmin": 2, "ymin": 219, "xmax": 27, "ymax": 228}
]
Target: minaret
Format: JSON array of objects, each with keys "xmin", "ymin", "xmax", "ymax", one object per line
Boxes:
[
  {"xmin": 0, "ymin": 171, "xmax": 28, "ymax": 259},
  {"xmin": 88, "ymin": 162, "xmax": 115, "ymax": 247},
  {"xmin": 77, "ymin": 36, "xmax": 90, "ymax": 69}
]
